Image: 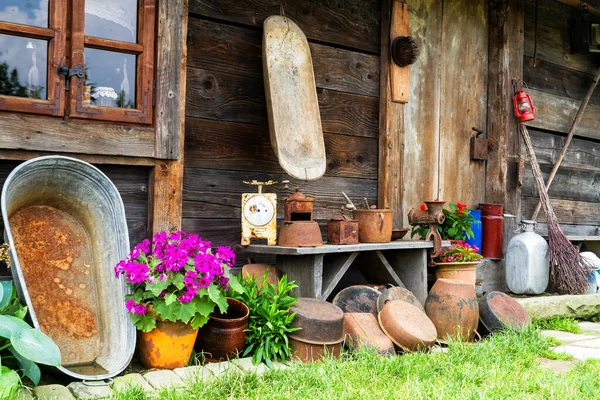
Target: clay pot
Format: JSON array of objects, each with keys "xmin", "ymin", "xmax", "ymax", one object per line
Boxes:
[
  {"xmin": 241, "ymin": 263, "xmax": 282, "ymax": 290},
  {"xmin": 344, "ymin": 313, "xmax": 395, "ymax": 356},
  {"xmin": 138, "ymin": 319, "xmax": 199, "ymax": 369},
  {"xmin": 377, "ymin": 286, "xmax": 424, "ymax": 313},
  {"xmin": 479, "ymin": 291, "xmax": 530, "ymax": 333},
  {"xmin": 425, "ymin": 278, "xmax": 479, "ymax": 343},
  {"xmin": 352, "ymin": 209, "xmax": 393, "ymax": 243},
  {"xmin": 378, "ymin": 300, "xmax": 437, "ymax": 352},
  {"xmin": 195, "ymin": 298, "xmax": 249, "ymax": 362},
  {"xmin": 433, "ymin": 261, "xmax": 479, "ymax": 287},
  {"xmin": 332, "ymin": 285, "xmax": 381, "ymax": 317}
]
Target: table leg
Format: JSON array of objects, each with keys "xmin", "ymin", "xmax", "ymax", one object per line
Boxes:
[
  {"xmin": 381, "ymin": 249, "xmax": 428, "ymax": 304},
  {"xmin": 276, "ymin": 254, "xmax": 324, "ymax": 298}
]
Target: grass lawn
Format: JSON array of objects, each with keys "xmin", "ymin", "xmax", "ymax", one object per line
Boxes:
[
  {"xmin": 532, "ymin": 316, "xmax": 582, "ymax": 334},
  {"xmin": 111, "ymin": 328, "xmax": 600, "ymax": 400}
]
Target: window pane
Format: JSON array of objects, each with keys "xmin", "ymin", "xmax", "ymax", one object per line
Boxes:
[
  {"xmin": 84, "ymin": 48, "xmax": 136, "ymax": 109},
  {"xmin": 84, "ymin": 0, "xmax": 137, "ymax": 44},
  {"xmin": 0, "ymin": 34, "xmax": 47, "ymax": 99},
  {"xmin": 0, "ymin": 0, "xmax": 48, "ymax": 28}
]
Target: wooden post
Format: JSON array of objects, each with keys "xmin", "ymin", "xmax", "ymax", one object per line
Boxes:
[
  {"xmin": 378, "ymin": 0, "xmax": 405, "ymax": 229},
  {"xmin": 486, "ymin": 0, "xmax": 524, "ymax": 248},
  {"xmin": 148, "ymin": 0, "xmax": 189, "ymax": 235}
]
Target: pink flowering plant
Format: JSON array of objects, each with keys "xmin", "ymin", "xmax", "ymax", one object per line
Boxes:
[
  {"xmin": 114, "ymin": 231, "xmax": 243, "ymax": 332},
  {"xmin": 435, "ymin": 241, "xmax": 483, "ymax": 264}
]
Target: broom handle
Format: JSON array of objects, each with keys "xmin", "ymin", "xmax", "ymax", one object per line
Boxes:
[{"xmin": 531, "ymin": 67, "xmax": 600, "ymax": 220}]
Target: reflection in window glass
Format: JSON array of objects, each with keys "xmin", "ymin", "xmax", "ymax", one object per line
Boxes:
[
  {"xmin": 0, "ymin": 34, "xmax": 47, "ymax": 99},
  {"xmin": 0, "ymin": 0, "xmax": 48, "ymax": 28},
  {"xmin": 85, "ymin": 0, "xmax": 137, "ymax": 43},
  {"xmin": 84, "ymin": 48, "xmax": 136, "ymax": 109}
]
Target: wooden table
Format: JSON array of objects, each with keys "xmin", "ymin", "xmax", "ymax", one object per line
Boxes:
[{"xmin": 244, "ymin": 241, "xmax": 448, "ymax": 304}]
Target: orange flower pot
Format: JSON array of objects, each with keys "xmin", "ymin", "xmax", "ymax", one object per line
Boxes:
[{"xmin": 138, "ymin": 319, "xmax": 199, "ymax": 369}]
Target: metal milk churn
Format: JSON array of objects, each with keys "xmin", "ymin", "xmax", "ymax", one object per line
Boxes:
[{"xmin": 505, "ymin": 220, "xmax": 549, "ymax": 295}]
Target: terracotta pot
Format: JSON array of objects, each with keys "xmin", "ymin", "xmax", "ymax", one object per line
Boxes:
[
  {"xmin": 196, "ymin": 298, "xmax": 249, "ymax": 362},
  {"xmin": 352, "ymin": 209, "xmax": 393, "ymax": 243},
  {"xmin": 424, "ymin": 278, "xmax": 479, "ymax": 343},
  {"xmin": 433, "ymin": 261, "xmax": 479, "ymax": 287},
  {"xmin": 289, "ymin": 337, "xmax": 343, "ymax": 362},
  {"xmin": 378, "ymin": 300, "xmax": 437, "ymax": 352},
  {"xmin": 138, "ymin": 319, "xmax": 199, "ymax": 369}
]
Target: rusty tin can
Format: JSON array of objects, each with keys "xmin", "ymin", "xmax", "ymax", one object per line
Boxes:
[
  {"xmin": 288, "ymin": 298, "xmax": 344, "ymax": 362},
  {"xmin": 327, "ymin": 217, "xmax": 359, "ymax": 245},
  {"xmin": 378, "ymin": 300, "xmax": 437, "ymax": 352},
  {"xmin": 479, "ymin": 291, "xmax": 530, "ymax": 333}
]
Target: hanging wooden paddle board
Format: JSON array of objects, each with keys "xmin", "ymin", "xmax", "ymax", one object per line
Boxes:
[{"xmin": 263, "ymin": 16, "xmax": 326, "ymax": 181}]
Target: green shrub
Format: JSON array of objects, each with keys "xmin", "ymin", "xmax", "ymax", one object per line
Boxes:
[{"xmin": 230, "ymin": 273, "xmax": 300, "ymax": 366}]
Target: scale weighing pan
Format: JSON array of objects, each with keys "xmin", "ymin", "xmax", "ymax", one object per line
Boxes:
[{"xmin": 263, "ymin": 15, "xmax": 326, "ymax": 181}]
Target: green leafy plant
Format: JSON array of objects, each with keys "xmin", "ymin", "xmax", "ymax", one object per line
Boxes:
[
  {"xmin": 114, "ymin": 232, "xmax": 243, "ymax": 333},
  {"xmin": 230, "ymin": 273, "xmax": 300, "ymax": 367},
  {"xmin": 0, "ymin": 281, "xmax": 61, "ymax": 398},
  {"xmin": 434, "ymin": 241, "xmax": 483, "ymax": 263},
  {"xmin": 411, "ymin": 202, "xmax": 477, "ymax": 240}
]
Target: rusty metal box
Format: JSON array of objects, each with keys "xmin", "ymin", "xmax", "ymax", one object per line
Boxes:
[{"xmin": 327, "ymin": 218, "xmax": 359, "ymax": 245}]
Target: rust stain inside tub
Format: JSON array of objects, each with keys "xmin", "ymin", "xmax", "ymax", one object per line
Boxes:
[{"xmin": 10, "ymin": 205, "xmax": 99, "ymax": 366}]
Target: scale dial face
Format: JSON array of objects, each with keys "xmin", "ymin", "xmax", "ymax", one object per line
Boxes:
[{"xmin": 243, "ymin": 195, "xmax": 275, "ymax": 227}]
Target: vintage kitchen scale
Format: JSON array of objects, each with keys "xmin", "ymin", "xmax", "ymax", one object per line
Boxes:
[
  {"xmin": 241, "ymin": 180, "xmax": 278, "ymax": 246},
  {"xmin": 278, "ymin": 188, "xmax": 322, "ymax": 247}
]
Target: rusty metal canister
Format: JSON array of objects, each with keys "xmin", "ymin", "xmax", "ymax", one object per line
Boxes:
[
  {"xmin": 288, "ymin": 298, "xmax": 344, "ymax": 362},
  {"xmin": 480, "ymin": 204, "xmax": 504, "ymax": 260},
  {"xmin": 378, "ymin": 300, "xmax": 437, "ymax": 352},
  {"xmin": 327, "ymin": 218, "xmax": 359, "ymax": 245},
  {"xmin": 344, "ymin": 313, "xmax": 395, "ymax": 356},
  {"xmin": 425, "ymin": 278, "xmax": 479, "ymax": 343}
]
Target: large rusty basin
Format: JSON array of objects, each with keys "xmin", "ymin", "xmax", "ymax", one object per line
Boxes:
[{"xmin": 1, "ymin": 156, "xmax": 135, "ymax": 380}]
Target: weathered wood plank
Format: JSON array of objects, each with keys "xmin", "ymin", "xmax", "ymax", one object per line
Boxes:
[
  {"xmin": 486, "ymin": 0, "xmax": 524, "ymax": 253},
  {"xmin": 522, "ymin": 164, "xmax": 600, "ymax": 203},
  {"xmin": 524, "ymin": 57, "xmax": 600, "ymax": 106},
  {"xmin": 524, "ymin": 0, "xmax": 573, "ymax": 30},
  {"xmin": 186, "ymin": 17, "xmax": 380, "ymax": 97},
  {"xmin": 154, "ymin": 0, "xmax": 188, "ymax": 159},
  {"xmin": 149, "ymin": 2, "xmax": 188, "ymax": 235},
  {"xmin": 185, "ymin": 68, "xmax": 378, "ymax": 138},
  {"xmin": 0, "ymin": 150, "xmax": 156, "ymax": 166},
  {"xmin": 0, "ymin": 114, "xmax": 154, "ymax": 157},
  {"xmin": 524, "ymin": 89, "xmax": 600, "ymax": 140},
  {"xmin": 535, "ymin": 223, "xmax": 600, "ymax": 237},
  {"xmin": 524, "ymin": 18, "xmax": 598, "ymax": 75},
  {"xmin": 528, "ymin": 128, "xmax": 600, "ymax": 172},
  {"xmin": 182, "ymin": 167, "xmax": 377, "ymax": 221},
  {"xmin": 522, "ymin": 196, "xmax": 600, "ymax": 225},
  {"xmin": 401, "ymin": 0, "xmax": 443, "ymax": 228},
  {"xmin": 438, "ymin": 0, "xmax": 488, "ymax": 207},
  {"xmin": 184, "ymin": 118, "xmax": 377, "ymax": 179},
  {"xmin": 188, "ymin": 0, "xmax": 381, "ymax": 53},
  {"xmin": 378, "ymin": 0, "xmax": 404, "ymax": 228}
]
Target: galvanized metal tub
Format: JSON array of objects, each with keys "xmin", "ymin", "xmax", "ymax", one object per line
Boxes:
[{"xmin": 1, "ymin": 156, "xmax": 135, "ymax": 380}]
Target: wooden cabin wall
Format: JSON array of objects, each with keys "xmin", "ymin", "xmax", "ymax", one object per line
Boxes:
[
  {"xmin": 522, "ymin": 0, "xmax": 600, "ymax": 236},
  {"xmin": 0, "ymin": 161, "xmax": 149, "ymax": 276},
  {"xmin": 182, "ymin": 0, "xmax": 381, "ymax": 252},
  {"xmin": 400, "ymin": 0, "xmax": 489, "ymax": 228}
]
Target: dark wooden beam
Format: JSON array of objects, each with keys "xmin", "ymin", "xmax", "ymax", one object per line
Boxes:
[{"xmin": 486, "ymin": 0, "xmax": 525, "ymax": 247}]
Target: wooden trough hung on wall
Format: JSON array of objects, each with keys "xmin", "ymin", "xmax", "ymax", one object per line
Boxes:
[
  {"xmin": 263, "ymin": 15, "xmax": 326, "ymax": 181},
  {"xmin": 1, "ymin": 156, "xmax": 135, "ymax": 380}
]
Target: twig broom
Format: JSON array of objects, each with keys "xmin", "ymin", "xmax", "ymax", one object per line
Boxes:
[{"xmin": 519, "ymin": 123, "xmax": 592, "ymax": 294}]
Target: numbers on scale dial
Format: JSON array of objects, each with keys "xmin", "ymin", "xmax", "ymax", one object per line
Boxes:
[{"xmin": 243, "ymin": 195, "xmax": 275, "ymax": 226}]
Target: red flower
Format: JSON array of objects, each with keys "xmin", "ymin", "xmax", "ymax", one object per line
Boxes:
[
  {"xmin": 420, "ymin": 203, "xmax": 427, "ymax": 211},
  {"xmin": 456, "ymin": 202, "xmax": 467, "ymax": 212}
]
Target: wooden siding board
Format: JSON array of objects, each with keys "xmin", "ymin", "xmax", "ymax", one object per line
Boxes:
[
  {"xmin": 188, "ymin": 0, "xmax": 381, "ymax": 53},
  {"xmin": 524, "ymin": 89, "xmax": 600, "ymax": 140},
  {"xmin": 438, "ymin": 0, "xmax": 488, "ymax": 207},
  {"xmin": 187, "ymin": 18, "xmax": 380, "ymax": 97},
  {"xmin": 184, "ymin": 118, "xmax": 377, "ymax": 179},
  {"xmin": 528, "ymin": 128, "xmax": 600, "ymax": 172},
  {"xmin": 401, "ymin": 0, "xmax": 442, "ymax": 228},
  {"xmin": 185, "ymin": 68, "xmax": 378, "ymax": 138},
  {"xmin": 522, "ymin": 164, "xmax": 600, "ymax": 203},
  {"xmin": 522, "ymin": 196, "xmax": 600, "ymax": 225},
  {"xmin": 182, "ymin": 167, "xmax": 377, "ymax": 221}
]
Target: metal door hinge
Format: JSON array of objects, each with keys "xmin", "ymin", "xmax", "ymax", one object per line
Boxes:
[{"xmin": 58, "ymin": 64, "xmax": 84, "ymax": 91}]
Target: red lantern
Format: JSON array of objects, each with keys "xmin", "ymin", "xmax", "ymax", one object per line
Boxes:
[{"xmin": 513, "ymin": 89, "xmax": 535, "ymax": 122}]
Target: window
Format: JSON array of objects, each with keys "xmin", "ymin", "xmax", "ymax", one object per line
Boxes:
[{"xmin": 0, "ymin": 0, "xmax": 155, "ymax": 124}]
